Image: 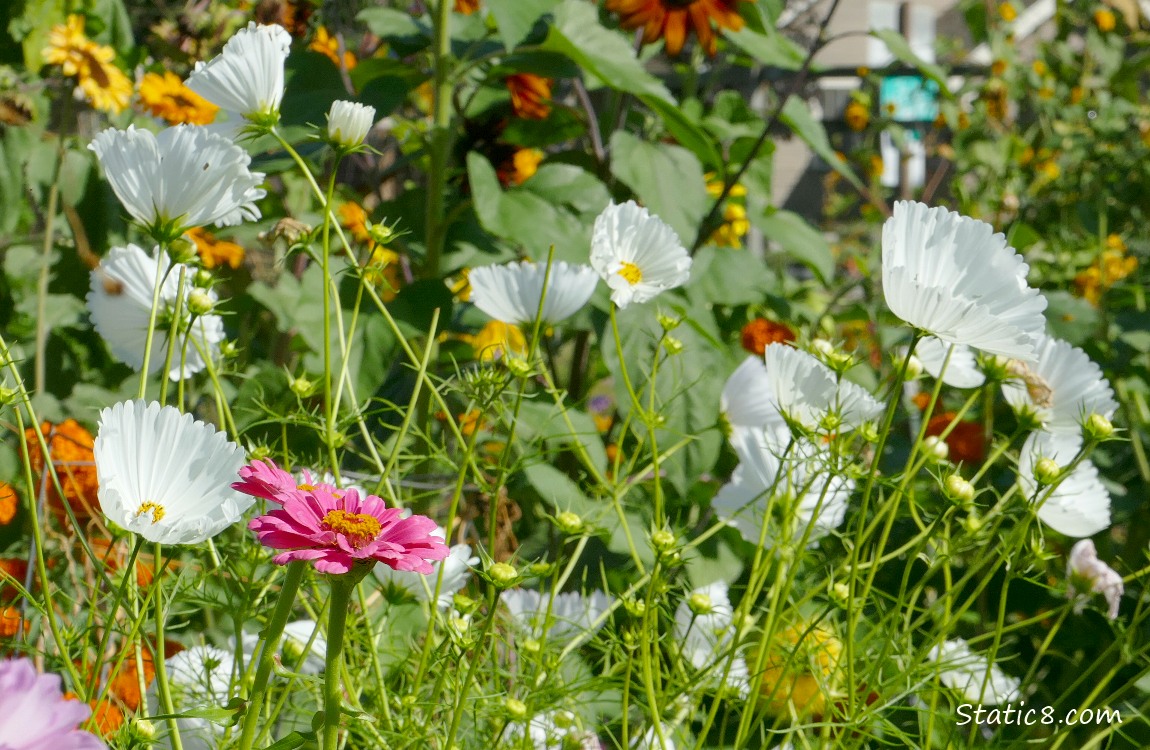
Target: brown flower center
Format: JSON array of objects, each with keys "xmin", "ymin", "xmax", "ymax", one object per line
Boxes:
[{"xmin": 321, "ymin": 509, "xmax": 382, "ymax": 548}]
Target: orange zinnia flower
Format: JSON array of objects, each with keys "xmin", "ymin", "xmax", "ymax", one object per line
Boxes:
[
  {"xmin": 740, "ymin": 319, "xmax": 795, "ymax": 356},
  {"xmin": 0, "ymin": 606, "xmax": 28, "ymax": 638},
  {"xmin": 506, "ymin": 73, "xmax": 552, "ymax": 120},
  {"xmin": 925, "ymin": 413, "xmax": 986, "ymax": 464},
  {"xmin": 339, "ymin": 202, "xmax": 372, "ymax": 244},
  {"xmin": 454, "ymin": 0, "xmax": 480, "ymax": 13},
  {"xmin": 606, "ymin": 0, "xmax": 747, "ymax": 56},
  {"xmin": 187, "ymin": 226, "xmax": 245, "ymax": 269},
  {"xmin": 24, "ymin": 419, "xmax": 100, "ymax": 524},
  {"xmin": 0, "ymin": 483, "xmax": 17, "ymax": 525}
]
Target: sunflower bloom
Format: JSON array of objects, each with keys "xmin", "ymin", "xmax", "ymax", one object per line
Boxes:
[
  {"xmin": 506, "ymin": 73, "xmax": 552, "ymax": 119},
  {"xmin": 310, "ymin": 26, "xmax": 357, "ymax": 69},
  {"xmin": 606, "ymin": 0, "xmax": 746, "ymax": 56},
  {"xmin": 42, "ymin": 14, "xmax": 132, "ymax": 114},
  {"xmin": 137, "ymin": 71, "xmax": 219, "ymax": 125}
]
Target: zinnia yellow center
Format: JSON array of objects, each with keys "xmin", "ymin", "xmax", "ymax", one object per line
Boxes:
[
  {"xmin": 135, "ymin": 502, "xmax": 166, "ymax": 524},
  {"xmin": 618, "ymin": 262, "xmax": 643, "ymax": 285},
  {"xmin": 322, "ymin": 509, "xmax": 381, "ymax": 547}
]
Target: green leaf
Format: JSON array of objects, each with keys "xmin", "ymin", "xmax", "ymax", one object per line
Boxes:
[
  {"xmin": 541, "ymin": 0, "xmax": 672, "ymax": 102},
  {"xmin": 259, "ymin": 732, "xmax": 314, "ymax": 750},
  {"xmin": 356, "ymin": 7, "xmax": 426, "ymax": 40},
  {"xmin": 608, "ymin": 130, "xmax": 707, "ymax": 244},
  {"xmin": 516, "ymin": 400, "xmax": 608, "ymax": 476},
  {"xmin": 687, "ymin": 246, "xmax": 776, "ymax": 306},
  {"xmin": 780, "ymin": 96, "xmax": 863, "ymax": 190},
  {"xmin": 485, "ymin": 0, "xmax": 560, "ymax": 50},
  {"xmin": 521, "ymin": 164, "xmax": 610, "ymax": 215},
  {"xmin": 59, "ymin": 149, "xmax": 91, "ymax": 208},
  {"xmin": 871, "ymin": 29, "xmax": 950, "ymax": 94},
  {"xmin": 523, "ymin": 463, "xmax": 600, "ymax": 520},
  {"xmin": 751, "ymin": 208, "xmax": 834, "ymax": 284},
  {"xmin": 640, "ymin": 94, "xmax": 723, "ymax": 170},
  {"xmin": 723, "ymin": 25, "xmax": 806, "ymax": 70}
]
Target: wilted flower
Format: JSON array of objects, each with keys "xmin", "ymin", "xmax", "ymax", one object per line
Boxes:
[
  {"xmin": 326, "ymin": 100, "xmax": 375, "ymax": 148},
  {"xmin": 1001, "ymin": 335, "xmax": 1117, "ymax": 435},
  {"xmin": 1017, "ymin": 431, "xmax": 1110, "ymax": 537},
  {"xmin": 469, "ymin": 261, "xmax": 599, "ymax": 326},
  {"xmin": 89, "ymin": 125, "xmax": 266, "ymax": 239},
  {"xmin": 248, "ymin": 486, "xmax": 449, "ymax": 575},
  {"xmin": 87, "ymin": 244, "xmax": 226, "ymax": 380},
  {"xmin": 881, "ymin": 201, "xmax": 1047, "ymax": 360},
  {"xmin": 501, "ymin": 589, "xmax": 613, "ymax": 646},
  {"xmin": 0, "ymin": 657, "xmax": 105, "ymax": 749},
  {"xmin": 94, "ymin": 400, "xmax": 250, "ymax": 544},
  {"xmin": 591, "ymin": 201, "xmax": 691, "ymax": 309},
  {"xmin": 928, "ymin": 638, "xmax": 1020, "ymax": 704},
  {"xmin": 186, "ymin": 22, "xmax": 292, "ymax": 126},
  {"xmin": 1067, "ymin": 539, "xmax": 1123, "ymax": 620}
]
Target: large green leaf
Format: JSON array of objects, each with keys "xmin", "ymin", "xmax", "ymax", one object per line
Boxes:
[
  {"xmin": 640, "ymin": 94, "xmax": 723, "ymax": 170},
  {"xmin": 485, "ymin": 0, "xmax": 560, "ymax": 50},
  {"xmin": 541, "ymin": 0, "xmax": 672, "ymax": 102},
  {"xmin": 870, "ymin": 29, "xmax": 950, "ymax": 94},
  {"xmin": 608, "ymin": 130, "xmax": 707, "ymax": 244},
  {"xmin": 723, "ymin": 25, "xmax": 806, "ymax": 70},
  {"xmin": 687, "ymin": 246, "xmax": 777, "ymax": 306},
  {"xmin": 516, "ymin": 400, "xmax": 608, "ymax": 476},
  {"xmin": 751, "ymin": 208, "xmax": 834, "ymax": 284},
  {"xmin": 779, "ymin": 96, "xmax": 863, "ymax": 190}
]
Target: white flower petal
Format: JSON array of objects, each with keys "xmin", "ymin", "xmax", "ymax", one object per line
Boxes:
[
  {"xmin": 764, "ymin": 343, "xmax": 883, "ymax": 431},
  {"xmin": 882, "ymin": 201, "xmax": 1047, "ymax": 360},
  {"xmin": 469, "ymin": 261, "xmax": 598, "ymax": 325},
  {"xmin": 720, "ymin": 357, "xmax": 788, "ymax": 436},
  {"xmin": 590, "ymin": 201, "xmax": 691, "ymax": 309},
  {"xmin": 1002, "ymin": 335, "xmax": 1117, "ymax": 434},
  {"xmin": 186, "ymin": 23, "xmax": 291, "ymax": 120},
  {"xmin": 1017, "ymin": 430, "xmax": 1111, "ymax": 537},
  {"xmin": 673, "ymin": 582, "xmax": 749, "ymax": 696},
  {"xmin": 500, "ymin": 589, "xmax": 612, "ymax": 646},
  {"xmin": 95, "ymin": 400, "xmax": 250, "ymax": 544},
  {"xmin": 327, "ymin": 100, "xmax": 375, "ymax": 147},
  {"xmin": 156, "ymin": 645, "xmax": 235, "ymax": 750},
  {"xmin": 928, "ymin": 638, "xmax": 1020, "ymax": 704},
  {"xmin": 909, "ymin": 336, "xmax": 986, "ymax": 388}
]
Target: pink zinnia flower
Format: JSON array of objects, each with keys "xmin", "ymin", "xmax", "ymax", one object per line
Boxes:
[
  {"xmin": 248, "ymin": 486, "xmax": 449, "ymax": 575},
  {"xmin": 233, "ymin": 458, "xmax": 335, "ymax": 505},
  {"xmin": 0, "ymin": 658, "xmax": 105, "ymax": 749}
]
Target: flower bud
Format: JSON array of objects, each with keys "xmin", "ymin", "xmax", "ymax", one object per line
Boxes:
[
  {"xmin": 1083, "ymin": 413, "xmax": 1114, "ymax": 442},
  {"xmin": 288, "ymin": 374, "xmax": 317, "ymax": 398},
  {"xmin": 663, "ymin": 336, "xmax": 684, "ymax": 355},
  {"xmin": 133, "ymin": 719, "xmax": 157, "ymax": 740},
  {"xmin": 650, "ymin": 529, "xmax": 676, "ymax": 554},
  {"xmin": 903, "ymin": 353, "xmax": 924, "ymax": 380},
  {"xmin": 186, "ymin": 289, "xmax": 215, "ymax": 316},
  {"xmin": 327, "ymin": 100, "xmax": 376, "ymax": 149},
  {"xmin": 623, "ymin": 597, "xmax": 646, "ymax": 617},
  {"xmin": 220, "ymin": 340, "xmax": 240, "ymax": 358},
  {"xmin": 923, "ymin": 436, "xmax": 949, "ymax": 461},
  {"xmin": 367, "ymin": 219, "xmax": 399, "ymax": 246},
  {"xmin": 962, "ymin": 512, "xmax": 983, "ymax": 533},
  {"xmin": 167, "ymin": 237, "xmax": 199, "ymax": 265},
  {"xmin": 687, "ymin": 592, "xmax": 713, "ymax": 616},
  {"xmin": 453, "ymin": 593, "xmax": 477, "ymax": 613},
  {"xmin": 504, "ymin": 697, "xmax": 528, "ymax": 721},
  {"xmin": 555, "ymin": 511, "xmax": 584, "ymax": 535},
  {"xmin": 488, "ymin": 562, "xmax": 518, "ymax": 587},
  {"xmin": 830, "ymin": 581, "xmax": 851, "ymax": 607},
  {"xmin": 521, "ymin": 638, "xmax": 542, "ymax": 655},
  {"xmin": 506, "ymin": 356, "xmax": 533, "ymax": 378},
  {"xmin": 528, "ymin": 561, "xmax": 552, "ymax": 577},
  {"xmin": 657, "ymin": 313, "xmax": 681, "ymax": 331},
  {"xmin": 943, "ymin": 474, "xmax": 975, "ymax": 506},
  {"xmin": 193, "ymin": 269, "xmax": 214, "ymax": 288},
  {"xmin": 1033, "ymin": 457, "xmax": 1062, "ymax": 486},
  {"xmin": 0, "ymin": 385, "xmax": 17, "ymax": 406}
]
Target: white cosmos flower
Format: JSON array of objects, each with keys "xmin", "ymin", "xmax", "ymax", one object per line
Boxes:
[
  {"xmin": 94, "ymin": 400, "xmax": 250, "ymax": 544},
  {"xmin": 241, "ymin": 618, "xmax": 327, "ymax": 676},
  {"xmin": 674, "ymin": 582, "xmax": 749, "ymax": 697},
  {"xmin": 881, "ymin": 201, "xmax": 1047, "ymax": 360},
  {"xmin": 713, "ymin": 426, "xmax": 852, "ymax": 547},
  {"xmin": 87, "ymin": 244, "xmax": 225, "ymax": 381},
  {"xmin": 1017, "ymin": 430, "xmax": 1110, "ymax": 537},
  {"xmin": 590, "ymin": 201, "xmax": 691, "ymax": 309},
  {"xmin": 469, "ymin": 261, "xmax": 599, "ymax": 325},
  {"xmin": 373, "ymin": 527, "xmax": 477, "ymax": 609},
  {"xmin": 764, "ymin": 343, "xmax": 883, "ymax": 432},
  {"xmin": 928, "ymin": 638, "xmax": 1020, "ymax": 704},
  {"xmin": 89, "ymin": 125, "xmax": 265, "ymax": 237},
  {"xmin": 506, "ymin": 711, "xmax": 600, "ymax": 750},
  {"xmin": 905, "ymin": 336, "xmax": 986, "ymax": 388},
  {"xmin": 155, "ymin": 646, "xmax": 235, "ymax": 750},
  {"xmin": 327, "ymin": 100, "xmax": 375, "ymax": 148},
  {"xmin": 1002, "ymin": 335, "xmax": 1117, "ymax": 434},
  {"xmin": 720, "ymin": 357, "xmax": 787, "ymax": 440},
  {"xmin": 501, "ymin": 589, "xmax": 613, "ymax": 646},
  {"xmin": 186, "ymin": 22, "xmax": 292, "ymax": 124},
  {"xmin": 1067, "ymin": 539, "xmax": 1124, "ymax": 620}
]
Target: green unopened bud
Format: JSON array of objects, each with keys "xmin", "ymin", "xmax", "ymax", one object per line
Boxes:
[
  {"xmin": 1034, "ymin": 457, "xmax": 1062, "ymax": 486},
  {"xmin": 282, "ymin": 637, "xmax": 307, "ymax": 666},
  {"xmin": 506, "ymin": 356, "xmax": 533, "ymax": 378},
  {"xmin": 831, "ymin": 581, "xmax": 851, "ymax": 607},
  {"xmin": 657, "ymin": 313, "xmax": 681, "ymax": 331},
  {"xmin": 555, "ymin": 511, "xmax": 584, "ymax": 535},
  {"xmin": 903, "ymin": 353, "xmax": 924, "ymax": 380},
  {"xmin": 453, "ymin": 592, "xmax": 477, "ymax": 613},
  {"xmin": 687, "ymin": 592, "xmax": 713, "ymax": 616},
  {"xmin": 812, "ymin": 338, "xmax": 834, "ymax": 358},
  {"xmin": 220, "ymin": 340, "xmax": 240, "ymax": 358},
  {"xmin": 624, "ymin": 597, "xmax": 646, "ymax": 617},
  {"xmin": 247, "ymin": 444, "xmax": 273, "ymax": 462},
  {"xmin": 552, "ymin": 710, "xmax": 575, "ymax": 729},
  {"xmin": 133, "ymin": 719, "xmax": 157, "ymax": 740},
  {"xmin": 186, "ymin": 289, "xmax": 215, "ymax": 316},
  {"xmin": 819, "ymin": 412, "xmax": 843, "ymax": 433},
  {"xmin": 923, "ymin": 436, "xmax": 949, "ymax": 462},
  {"xmin": 488, "ymin": 562, "xmax": 518, "ymax": 587},
  {"xmin": 650, "ymin": 529, "xmax": 676, "ymax": 554},
  {"xmin": 943, "ymin": 474, "xmax": 975, "ymax": 506},
  {"xmin": 1084, "ymin": 413, "xmax": 1114, "ymax": 441},
  {"xmin": 167, "ymin": 237, "xmax": 198, "ymax": 265},
  {"xmin": 521, "ymin": 638, "xmax": 542, "ymax": 655},
  {"xmin": 288, "ymin": 374, "xmax": 317, "ymax": 397},
  {"xmin": 504, "ymin": 697, "xmax": 528, "ymax": 721},
  {"xmin": 367, "ymin": 219, "xmax": 400, "ymax": 246},
  {"xmin": 193, "ymin": 268, "xmax": 214, "ymax": 288},
  {"xmin": 0, "ymin": 385, "xmax": 17, "ymax": 406},
  {"xmin": 528, "ymin": 561, "xmax": 553, "ymax": 577},
  {"xmin": 664, "ymin": 336, "xmax": 684, "ymax": 355},
  {"xmin": 962, "ymin": 512, "xmax": 983, "ymax": 533},
  {"xmin": 858, "ymin": 422, "xmax": 880, "ymax": 443}
]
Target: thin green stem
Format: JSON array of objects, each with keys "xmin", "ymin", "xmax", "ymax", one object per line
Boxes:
[{"xmin": 323, "ymin": 576, "xmax": 356, "ymax": 750}]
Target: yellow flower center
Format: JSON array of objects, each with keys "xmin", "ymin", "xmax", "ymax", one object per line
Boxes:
[
  {"xmin": 321, "ymin": 509, "xmax": 382, "ymax": 548},
  {"xmin": 135, "ymin": 502, "xmax": 166, "ymax": 524},
  {"xmin": 617, "ymin": 262, "xmax": 643, "ymax": 286}
]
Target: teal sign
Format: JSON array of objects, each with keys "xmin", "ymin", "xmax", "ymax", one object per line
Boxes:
[{"xmin": 880, "ymin": 75, "xmax": 940, "ymax": 123}]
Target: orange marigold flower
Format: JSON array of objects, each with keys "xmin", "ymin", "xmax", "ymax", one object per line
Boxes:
[
  {"xmin": 84, "ymin": 698, "xmax": 125, "ymax": 737},
  {"xmin": 454, "ymin": 0, "xmax": 480, "ymax": 13},
  {"xmin": 88, "ymin": 537, "xmax": 156, "ymax": 588},
  {"xmin": 137, "ymin": 71, "xmax": 219, "ymax": 125},
  {"xmin": 24, "ymin": 419, "xmax": 100, "ymax": 523},
  {"xmin": 0, "ymin": 557, "xmax": 28, "ymax": 604},
  {"xmin": 844, "ymin": 100, "xmax": 869, "ymax": 131},
  {"xmin": 187, "ymin": 226, "xmax": 245, "ymax": 269},
  {"xmin": 606, "ymin": 0, "xmax": 746, "ymax": 56},
  {"xmin": 310, "ymin": 26, "xmax": 357, "ymax": 70},
  {"xmin": 497, "ymin": 147, "xmax": 544, "ymax": 187},
  {"xmin": 506, "ymin": 73, "xmax": 552, "ymax": 120},
  {"xmin": 0, "ymin": 483, "xmax": 17, "ymax": 526},
  {"xmin": 339, "ymin": 202, "xmax": 372, "ymax": 244},
  {"xmin": 740, "ymin": 319, "xmax": 795, "ymax": 356},
  {"xmin": 458, "ymin": 410, "xmax": 484, "ymax": 438},
  {"xmin": 925, "ymin": 413, "xmax": 986, "ymax": 464},
  {"xmin": 42, "ymin": 15, "xmax": 132, "ymax": 114},
  {"xmin": 0, "ymin": 606, "xmax": 28, "ymax": 638}
]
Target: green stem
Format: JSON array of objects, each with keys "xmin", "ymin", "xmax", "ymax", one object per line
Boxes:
[
  {"xmin": 152, "ymin": 544, "xmax": 184, "ymax": 750},
  {"xmin": 424, "ymin": 0, "xmax": 455, "ymax": 280},
  {"xmin": 323, "ymin": 576, "xmax": 355, "ymax": 750},
  {"xmin": 236, "ymin": 561, "xmax": 306, "ymax": 750}
]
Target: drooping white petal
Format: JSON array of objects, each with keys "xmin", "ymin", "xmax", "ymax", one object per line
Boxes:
[
  {"xmin": 764, "ymin": 343, "xmax": 883, "ymax": 431},
  {"xmin": 673, "ymin": 581, "xmax": 749, "ymax": 696},
  {"xmin": 1067, "ymin": 539, "xmax": 1124, "ymax": 620},
  {"xmin": 882, "ymin": 201, "xmax": 1047, "ymax": 360},
  {"xmin": 469, "ymin": 261, "xmax": 599, "ymax": 325},
  {"xmin": 1017, "ymin": 430, "xmax": 1111, "ymax": 537},
  {"xmin": 590, "ymin": 201, "xmax": 691, "ymax": 309},
  {"xmin": 186, "ymin": 23, "xmax": 292, "ymax": 121},
  {"xmin": 1002, "ymin": 335, "xmax": 1117, "ymax": 434},
  {"xmin": 907, "ymin": 336, "xmax": 986, "ymax": 388},
  {"xmin": 95, "ymin": 400, "xmax": 250, "ymax": 544},
  {"xmin": 87, "ymin": 245, "xmax": 225, "ymax": 380},
  {"xmin": 89, "ymin": 125, "xmax": 266, "ymax": 234},
  {"xmin": 928, "ymin": 638, "xmax": 1020, "ymax": 704},
  {"xmin": 500, "ymin": 589, "xmax": 613, "ymax": 646}
]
